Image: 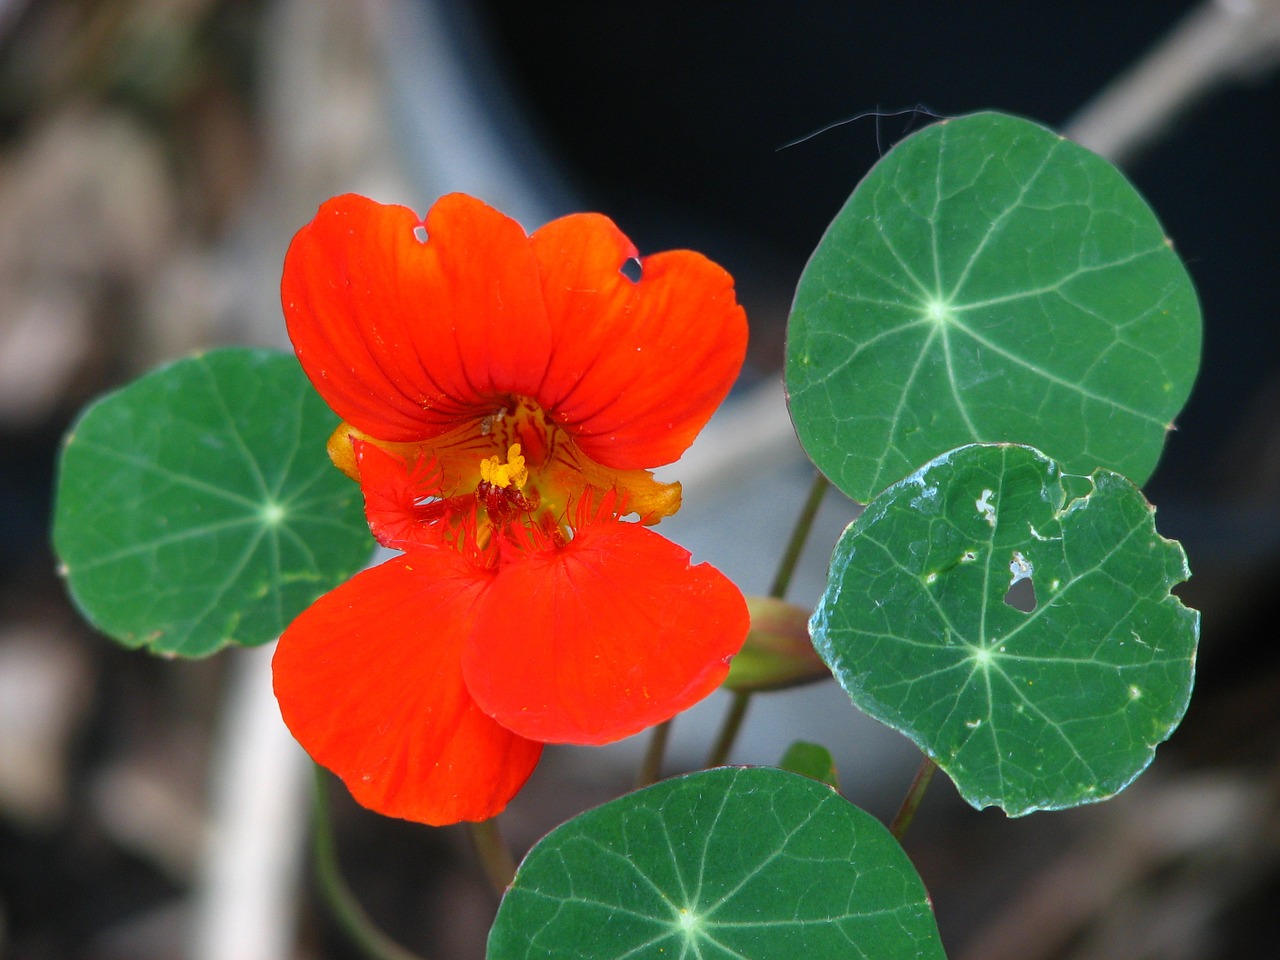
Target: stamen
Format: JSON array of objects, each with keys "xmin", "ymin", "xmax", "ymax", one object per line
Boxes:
[{"xmin": 479, "ymin": 443, "xmax": 528, "ymax": 490}]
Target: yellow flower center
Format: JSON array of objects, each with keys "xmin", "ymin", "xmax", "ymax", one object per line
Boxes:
[
  {"xmin": 326, "ymin": 395, "xmax": 683, "ymax": 543},
  {"xmin": 479, "ymin": 443, "xmax": 528, "ymax": 490}
]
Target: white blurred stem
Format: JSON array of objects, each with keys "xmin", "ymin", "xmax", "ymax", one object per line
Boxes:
[
  {"xmin": 190, "ymin": 642, "xmax": 311, "ymax": 960},
  {"xmin": 1065, "ymin": 0, "xmax": 1280, "ymax": 163}
]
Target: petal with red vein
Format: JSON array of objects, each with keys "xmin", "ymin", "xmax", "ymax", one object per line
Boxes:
[
  {"xmin": 353, "ymin": 439, "xmax": 453, "ymax": 549},
  {"xmin": 463, "ymin": 522, "xmax": 749, "ymax": 745},
  {"xmin": 273, "ymin": 552, "xmax": 541, "ymax": 825},
  {"xmin": 282, "ymin": 193, "xmax": 552, "ymax": 442},
  {"xmin": 530, "ymin": 213, "xmax": 748, "ymax": 469}
]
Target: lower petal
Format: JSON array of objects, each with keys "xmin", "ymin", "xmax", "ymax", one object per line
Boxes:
[
  {"xmin": 462, "ymin": 522, "xmax": 749, "ymax": 745},
  {"xmin": 273, "ymin": 551, "xmax": 542, "ymax": 825}
]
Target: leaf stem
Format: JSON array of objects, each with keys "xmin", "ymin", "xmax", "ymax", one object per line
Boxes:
[
  {"xmin": 468, "ymin": 818, "xmax": 517, "ymax": 895},
  {"xmin": 636, "ymin": 718, "xmax": 673, "ymax": 788},
  {"xmin": 889, "ymin": 755, "xmax": 938, "ymax": 841},
  {"xmin": 311, "ymin": 766, "xmax": 426, "ymax": 960},
  {"xmin": 704, "ymin": 471, "xmax": 830, "ymax": 769}
]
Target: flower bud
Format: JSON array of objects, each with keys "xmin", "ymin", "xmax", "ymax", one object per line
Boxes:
[{"xmin": 723, "ymin": 597, "xmax": 829, "ymax": 692}]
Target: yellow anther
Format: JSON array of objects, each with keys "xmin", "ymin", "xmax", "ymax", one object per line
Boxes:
[{"xmin": 479, "ymin": 443, "xmax": 528, "ymax": 489}]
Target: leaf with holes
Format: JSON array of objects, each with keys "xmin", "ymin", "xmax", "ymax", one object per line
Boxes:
[
  {"xmin": 53, "ymin": 349, "xmax": 374, "ymax": 657},
  {"xmin": 786, "ymin": 111, "xmax": 1201, "ymax": 502},
  {"xmin": 811, "ymin": 443, "xmax": 1198, "ymax": 816},
  {"xmin": 488, "ymin": 767, "xmax": 945, "ymax": 960}
]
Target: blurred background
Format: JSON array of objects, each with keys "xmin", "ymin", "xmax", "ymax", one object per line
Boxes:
[{"xmin": 1, "ymin": 1, "xmax": 1278, "ymax": 958}]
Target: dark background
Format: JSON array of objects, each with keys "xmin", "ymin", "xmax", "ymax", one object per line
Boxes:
[
  {"xmin": 472, "ymin": 1, "xmax": 1280, "ymax": 507},
  {"xmin": 1, "ymin": 1, "xmax": 1277, "ymax": 958}
]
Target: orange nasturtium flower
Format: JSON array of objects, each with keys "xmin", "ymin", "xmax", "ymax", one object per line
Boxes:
[{"xmin": 273, "ymin": 193, "xmax": 751, "ymax": 825}]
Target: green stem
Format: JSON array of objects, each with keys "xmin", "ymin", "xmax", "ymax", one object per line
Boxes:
[
  {"xmin": 311, "ymin": 766, "xmax": 426, "ymax": 960},
  {"xmin": 636, "ymin": 718, "xmax": 673, "ymax": 788},
  {"xmin": 768, "ymin": 471, "xmax": 830, "ymax": 599},
  {"xmin": 704, "ymin": 471, "xmax": 830, "ymax": 769},
  {"xmin": 889, "ymin": 755, "xmax": 938, "ymax": 841},
  {"xmin": 705, "ymin": 690, "xmax": 751, "ymax": 768},
  {"xmin": 468, "ymin": 818, "xmax": 517, "ymax": 895}
]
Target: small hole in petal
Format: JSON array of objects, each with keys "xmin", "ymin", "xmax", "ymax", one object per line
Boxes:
[
  {"xmin": 620, "ymin": 258, "xmax": 642, "ymax": 282},
  {"xmin": 413, "ymin": 225, "xmax": 428, "ymax": 243}
]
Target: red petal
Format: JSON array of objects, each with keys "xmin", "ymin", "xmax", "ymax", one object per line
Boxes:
[
  {"xmin": 282, "ymin": 193, "xmax": 552, "ymax": 442},
  {"xmin": 285, "ymin": 193, "xmax": 747, "ymax": 466},
  {"xmin": 273, "ymin": 552, "xmax": 542, "ymax": 825},
  {"xmin": 353, "ymin": 439, "xmax": 454, "ymax": 549},
  {"xmin": 530, "ymin": 213, "xmax": 748, "ymax": 469},
  {"xmin": 462, "ymin": 523, "xmax": 749, "ymax": 745}
]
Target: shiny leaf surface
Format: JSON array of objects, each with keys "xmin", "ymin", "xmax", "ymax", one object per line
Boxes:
[
  {"xmin": 54, "ymin": 349, "xmax": 373, "ymax": 656},
  {"xmin": 787, "ymin": 112, "xmax": 1200, "ymax": 501},
  {"xmin": 811, "ymin": 443, "xmax": 1198, "ymax": 815},
  {"xmin": 489, "ymin": 767, "xmax": 944, "ymax": 959}
]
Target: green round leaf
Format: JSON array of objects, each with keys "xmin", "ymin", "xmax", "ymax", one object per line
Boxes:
[
  {"xmin": 811, "ymin": 443, "xmax": 1199, "ymax": 816},
  {"xmin": 53, "ymin": 348, "xmax": 374, "ymax": 656},
  {"xmin": 489, "ymin": 767, "xmax": 944, "ymax": 960},
  {"xmin": 778, "ymin": 741, "xmax": 841, "ymax": 790},
  {"xmin": 786, "ymin": 111, "xmax": 1201, "ymax": 502}
]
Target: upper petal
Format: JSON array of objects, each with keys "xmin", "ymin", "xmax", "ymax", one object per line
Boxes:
[
  {"xmin": 462, "ymin": 522, "xmax": 749, "ymax": 745},
  {"xmin": 273, "ymin": 551, "xmax": 542, "ymax": 825},
  {"xmin": 530, "ymin": 213, "xmax": 748, "ymax": 469},
  {"xmin": 282, "ymin": 193, "xmax": 553, "ymax": 442},
  {"xmin": 284, "ymin": 193, "xmax": 747, "ymax": 467}
]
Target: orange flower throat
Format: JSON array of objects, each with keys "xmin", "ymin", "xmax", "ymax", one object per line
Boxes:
[{"xmin": 327, "ymin": 395, "xmax": 682, "ymax": 550}]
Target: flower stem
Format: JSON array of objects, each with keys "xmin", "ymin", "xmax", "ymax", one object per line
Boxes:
[
  {"xmin": 311, "ymin": 766, "xmax": 426, "ymax": 960},
  {"xmin": 705, "ymin": 689, "xmax": 751, "ymax": 768},
  {"xmin": 468, "ymin": 818, "xmax": 517, "ymax": 895},
  {"xmin": 768, "ymin": 471, "xmax": 830, "ymax": 599},
  {"xmin": 636, "ymin": 718, "xmax": 673, "ymax": 788},
  {"xmin": 889, "ymin": 755, "xmax": 938, "ymax": 841},
  {"xmin": 704, "ymin": 471, "xmax": 830, "ymax": 769}
]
